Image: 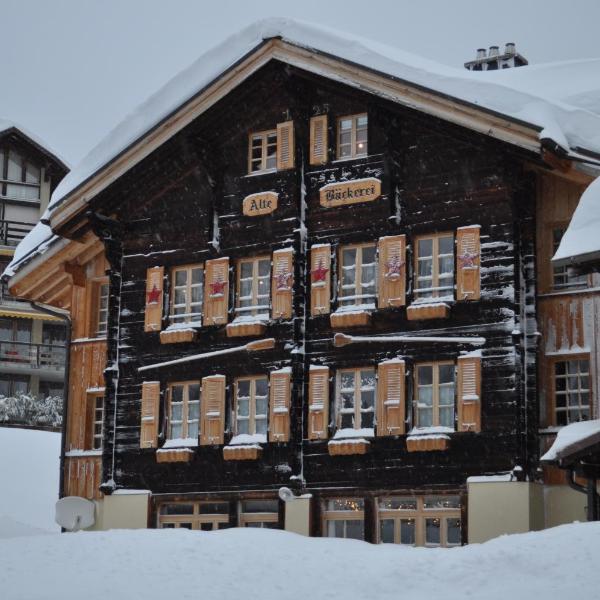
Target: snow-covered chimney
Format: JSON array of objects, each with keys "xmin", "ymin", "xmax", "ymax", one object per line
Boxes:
[
  {"xmin": 488, "ymin": 45, "xmax": 499, "ymax": 58},
  {"xmin": 476, "ymin": 48, "xmax": 487, "ymax": 60},
  {"xmin": 464, "ymin": 43, "xmax": 528, "ymax": 71},
  {"xmin": 505, "ymin": 42, "xmax": 516, "ymax": 55}
]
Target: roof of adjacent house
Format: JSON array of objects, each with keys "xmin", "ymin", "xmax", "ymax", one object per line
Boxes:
[
  {"xmin": 540, "ymin": 419, "xmax": 600, "ymax": 465},
  {"xmin": 6, "ymin": 17, "xmax": 600, "ymax": 279},
  {"xmin": 553, "ymin": 176, "xmax": 600, "ymax": 267}
]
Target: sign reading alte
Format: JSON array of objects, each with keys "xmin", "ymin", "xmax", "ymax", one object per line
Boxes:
[
  {"xmin": 243, "ymin": 191, "xmax": 278, "ymax": 216},
  {"xmin": 319, "ymin": 177, "xmax": 381, "ymax": 208}
]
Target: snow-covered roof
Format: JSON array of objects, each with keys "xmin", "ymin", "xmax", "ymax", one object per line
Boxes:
[
  {"xmin": 552, "ymin": 176, "xmax": 600, "ymax": 267},
  {"xmin": 48, "ymin": 18, "xmax": 600, "ymax": 219},
  {"xmin": 540, "ymin": 419, "xmax": 600, "ymax": 464},
  {"xmin": 0, "ymin": 118, "xmax": 69, "ymax": 172},
  {"xmin": 3, "ymin": 222, "xmax": 59, "ymax": 279}
]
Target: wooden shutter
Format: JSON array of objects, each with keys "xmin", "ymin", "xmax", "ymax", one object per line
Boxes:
[
  {"xmin": 310, "ymin": 244, "xmax": 331, "ymax": 316},
  {"xmin": 310, "ymin": 115, "xmax": 328, "ymax": 166},
  {"xmin": 308, "ymin": 366, "xmax": 329, "ymax": 440},
  {"xmin": 203, "ymin": 257, "xmax": 229, "ymax": 325},
  {"xmin": 200, "ymin": 375, "xmax": 226, "ymax": 445},
  {"xmin": 140, "ymin": 381, "xmax": 160, "ymax": 448},
  {"xmin": 276, "ymin": 121, "xmax": 295, "ymax": 170},
  {"xmin": 272, "ymin": 248, "xmax": 294, "ymax": 320},
  {"xmin": 144, "ymin": 266, "xmax": 164, "ymax": 332},
  {"xmin": 269, "ymin": 369, "xmax": 291, "ymax": 442},
  {"xmin": 377, "ymin": 235, "xmax": 406, "ymax": 308},
  {"xmin": 456, "ymin": 226, "xmax": 481, "ymax": 301},
  {"xmin": 376, "ymin": 359, "xmax": 405, "ymax": 436},
  {"xmin": 457, "ymin": 355, "xmax": 482, "ymax": 432}
]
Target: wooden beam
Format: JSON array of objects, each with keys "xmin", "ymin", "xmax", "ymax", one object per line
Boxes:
[{"xmin": 64, "ymin": 263, "xmax": 86, "ymax": 287}]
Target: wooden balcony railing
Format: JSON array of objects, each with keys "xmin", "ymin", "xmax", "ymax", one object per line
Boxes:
[{"xmin": 0, "ymin": 219, "xmax": 35, "ymax": 247}]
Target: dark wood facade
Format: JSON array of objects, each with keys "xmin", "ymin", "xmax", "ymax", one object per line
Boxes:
[{"xmin": 74, "ymin": 60, "xmax": 544, "ymax": 540}]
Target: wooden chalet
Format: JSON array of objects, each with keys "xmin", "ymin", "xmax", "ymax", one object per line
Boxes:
[{"xmin": 6, "ymin": 19, "xmax": 600, "ymax": 544}]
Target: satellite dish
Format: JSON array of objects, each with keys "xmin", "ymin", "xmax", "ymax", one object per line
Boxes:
[
  {"xmin": 55, "ymin": 496, "xmax": 96, "ymax": 531},
  {"xmin": 278, "ymin": 487, "xmax": 296, "ymax": 503}
]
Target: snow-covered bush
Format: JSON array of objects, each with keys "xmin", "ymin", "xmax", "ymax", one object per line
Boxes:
[{"xmin": 0, "ymin": 393, "xmax": 63, "ymax": 427}]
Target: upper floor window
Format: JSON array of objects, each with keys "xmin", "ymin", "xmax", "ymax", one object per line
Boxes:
[
  {"xmin": 170, "ymin": 265, "xmax": 203, "ymax": 326},
  {"xmin": 248, "ymin": 130, "xmax": 277, "ymax": 173},
  {"xmin": 414, "ymin": 362, "xmax": 455, "ymax": 428},
  {"xmin": 0, "ymin": 148, "xmax": 40, "ymax": 201},
  {"xmin": 414, "ymin": 233, "xmax": 454, "ymax": 301},
  {"xmin": 337, "ymin": 114, "xmax": 368, "ymax": 159},
  {"xmin": 236, "ymin": 256, "xmax": 271, "ymax": 320},
  {"xmin": 94, "ymin": 281, "xmax": 109, "ymax": 337},
  {"xmin": 168, "ymin": 381, "xmax": 200, "ymax": 441},
  {"xmin": 336, "ymin": 367, "xmax": 376, "ymax": 430},
  {"xmin": 553, "ymin": 358, "xmax": 591, "ymax": 425},
  {"xmin": 552, "ymin": 227, "xmax": 587, "ymax": 290},
  {"xmin": 338, "ymin": 243, "xmax": 377, "ymax": 309},
  {"xmin": 234, "ymin": 375, "xmax": 268, "ymax": 436},
  {"xmin": 378, "ymin": 496, "xmax": 461, "ymax": 547},
  {"xmin": 86, "ymin": 392, "xmax": 104, "ymax": 450}
]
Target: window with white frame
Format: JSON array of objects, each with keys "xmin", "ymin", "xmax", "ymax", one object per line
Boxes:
[
  {"xmin": 337, "ymin": 114, "xmax": 368, "ymax": 159},
  {"xmin": 323, "ymin": 498, "xmax": 365, "ymax": 540},
  {"xmin": 552, "ymin": 228, "xmax": 587, "ymax": 290},
  {"xmin": 414, "ymin": 362, "xmax": 455, "ymax": 428},
  {"xmin": 553, "ymin": 358, "xmax": 591, "ymax": 425},
  {"xmin": 236, "ymin": 257, "xmax": 271, "ymax": 320},
  {"xmin": 248, "ymin": 130, "xmax": 277, "ymax": 173},
  {"xmin": 168, "ymin": 382, "xmax": 200, "ymax": 441},
  {"xmin": 158, "ymin": 502, "xmax": 230, "ymax": 531},
  {"xmin": 378, "ymin": 496, "xmax": 461, "ymax": 547},
  {"xmin": 336, "ymin": 368, "xmax": 376, "ymax": 430},
  {"xmin": 414, "ymin": 233, "xmax": 454, "ymax": 301},
  {"xmin": 87, "ymin": 393, "xmax": 104, "ymax": 450},
  {"xmin": 0, "ymin": 147, "xmax": 41, "ymax": 201},
  {"xmin": 238, "ymin": 499, "xmax": 280, "ymax": 528},
  {"xmin": 234, "ymin": 376, "xmax": 268, "ymax": 436},
  {"xmin": 170, "ymin": 265, "xmax": 203, "ymax": 325},
  {"xmin": 338, "ymin": 243, "xmax": 377, "ymax": 309},
  {"xmin": 94, "ymin": 282, "xmax": 109, "ymax": 337}
]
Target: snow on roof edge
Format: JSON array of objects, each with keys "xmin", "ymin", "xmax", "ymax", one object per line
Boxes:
[
  {"xmin": 47, "ymin": 17, "xmax": 600, "ymax": 219},
  {"xmin": 540, "ymin": 419, "xmax": 600, "ymax": 463}
]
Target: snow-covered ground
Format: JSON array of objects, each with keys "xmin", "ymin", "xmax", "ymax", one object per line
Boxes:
[
  {"xmin": 0, "ymin": 427, "xmax": 60, "ymax": 537},
  {"xmin": 0, "ymin": 523, "xmax": 598, "ymax": 600}
]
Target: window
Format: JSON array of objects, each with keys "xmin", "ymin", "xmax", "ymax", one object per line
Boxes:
[
  {"xmin": 553, "ymin": 358, "xmax": 591, "ymax": 425},
  {"xmin": 86, "ymin": 393, "xmax": 104, "ymax": 450},
  {"xmin": 337, "ymin": 114, "xmax": 368, "ymax": 159},
  {"xmin": 170, "ymin": 265, "xmax": 203, "ymax": 325},
  {"xmin": 414, "ymin": 233, "xmax": 454, "ymax": 301},
  {"xmin": 238, "ymin": 499, "xmax": 280, "ymax": 528},
  {"xmin": 236, "ymin": 257, "xmax": 271, "ymax": 320},
  {"xmin": 323, "ymin": 498, "xmax": 364, "ymax": 540},
  {"xmin": 0, "ymin": 318, "xmax": 32, "ymax": 365},
  {"xmin": 552, "ymin": 228, "xmax": 587, "ymax": 290},
  {"xmin": 414, "ymin": 362, "xmax": 455, "ymax": 428},
  {"xmin": 158, "ymin": 502, "xmax": 231, "ymax": 530},
  {"xmin": 168, "ymin": 382, "xmax": 200, "ymax": 441},
  {"xmin": 0, "ymin": 375, "xmax": 29, "ymax": 397},
  {"xmin": 39, "ymin": 381, "xmax": 63, "ymax": 398},
  {"xmin": 234, "ymin": 376, "xmax": 268, "ymax": 436},
  {"xmin": 338, "ymin": 243, "xmax": 377, "ymax": 309},
  {"xmin": 378, "ymin": 496, "xmax": 461, "ymax": 547},
  {"xmin": 0, "ymin": 147, "xmax": 41, "ymax": 201},
  {"xmin": 93, "ymin": 282, "xmax": 109, "ymax": 337},
  {"xmin": 248, "ymin": 130, "xmax": 277, "ymax": 173},
  {"xmin": 336, "ymin": 368, "xmax": 376, "ymax": 430}
]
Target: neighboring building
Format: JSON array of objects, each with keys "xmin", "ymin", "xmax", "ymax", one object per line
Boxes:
[
  {"xmin": 0, "ymin": 121, "xmax": 68, "ymax": 400},
  {"xmin": 464, "ymin": 43, "xmax": 528, "ymax": 71},
  {"xmin": 6, "ymin": 20, "xmax": 600, "ymax": 542}
]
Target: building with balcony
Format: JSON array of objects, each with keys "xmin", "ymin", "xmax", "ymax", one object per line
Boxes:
[{"xmin": 0, "ymin": 120, "xmax": 69, "ymax": 398}]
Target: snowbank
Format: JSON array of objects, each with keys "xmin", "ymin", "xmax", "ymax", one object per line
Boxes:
[
  {"xmin": 553, "ymin": 177, "xmax": 600, "ymax": 266},
  {"xmin": 541, "ymin": 418, "xmax": 600, "ymax": 462},
  {"xmin": 0, "ymin": 427, "xmax": 61, "ymax": 537},
  {"xmin": 0, "ymin": 523, "xmax": 598, "ymax": 599}
]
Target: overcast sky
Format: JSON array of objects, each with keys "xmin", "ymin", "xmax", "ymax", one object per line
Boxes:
[{"xmin": 3, "ymin": 0, "xmax": 600, "ymax": 166}]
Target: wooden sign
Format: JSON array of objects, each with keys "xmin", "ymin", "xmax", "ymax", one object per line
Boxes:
[
  {"xmin": 319, "ymin": 178, "xmax": 381, "ymax": 208},
  {"xmin": 243, "ymin": 192, "xmax": 278, "ymax": 216}
]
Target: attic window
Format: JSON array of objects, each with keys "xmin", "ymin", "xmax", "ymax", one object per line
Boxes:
[
  {"xmin": 337, "ymin": 114, "xmax": 368, "ymax": 159},
  {"xmin": 0, "ymin": 147, "xmax": 41, "ymax": 201},
  {"xmin": 248, "ymin": 130, "xmax": 277, "ymax": 173}
]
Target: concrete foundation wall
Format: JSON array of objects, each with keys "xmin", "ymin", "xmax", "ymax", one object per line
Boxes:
[{"xmin": 90, "ymin": 493, "xmax": 150, "ymax": 531}]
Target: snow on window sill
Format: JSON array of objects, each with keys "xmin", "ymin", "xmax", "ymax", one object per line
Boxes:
[
  {"xmin": 332, "ymin": 303, "xmax": 375, "ymax": 315},
  {"xmin": 65, "ymin": 449, "xmax": 103, "ymax": 457},
  {"xmin": 228, "ymin": 433, "xmax": 267, "ymax": 446},
  {"xmin": 410, "ymin": 297, "xmax": 454, "ymax": 306},
  {"xmin": 165, "ymin": 320, "xmax": 203, "ymax": 331},
  {"xmin": 333, "ymin": 427, "xmax": 374, "ymax": 440},
  {"xmin": 408, "ymin": 426, "xmax": 454, "ymax": 440},
  {"xmin": 162, "ymin": 437, "xmax": 198, "ymax": 449},
  {"xmin": 243, "ymin": 168, "xmax": 278, "ymax": 178}
]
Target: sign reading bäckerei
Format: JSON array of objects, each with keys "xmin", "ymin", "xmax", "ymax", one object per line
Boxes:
[{"xmin": 319, "ymin": 177, "xmax": 381, "ymax": 208}]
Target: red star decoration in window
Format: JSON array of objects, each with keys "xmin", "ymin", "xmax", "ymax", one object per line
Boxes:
[
  {"xmin": 311, "ymin": 260, "xmax": 329, "ymax": 283},
  {"xmin": 210, "ymin": 279, "xmax": 227, "ymax": 296},
  {"xmin": 458, "ymin": 252, "xmax": 479, "ymax": 268},
  {"xmin": 147, "ymin": 284, "xmax": 161, "ymax": 305}
]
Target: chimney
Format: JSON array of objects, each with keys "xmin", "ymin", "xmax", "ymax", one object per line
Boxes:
[
  {"xmin": 504, "ymin": 42, "xmax": 516, "ymax": 55},
  {"xmin": 464, "ymin": 43, "xmax": 528, "ymax": 70},
  {"xmin": 488, "ymin": 45, "xmax": 499, "ymax": 57},
  {"xmin": 476, "ymin": 48, "xmax": 487, "ymax": 60}
]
